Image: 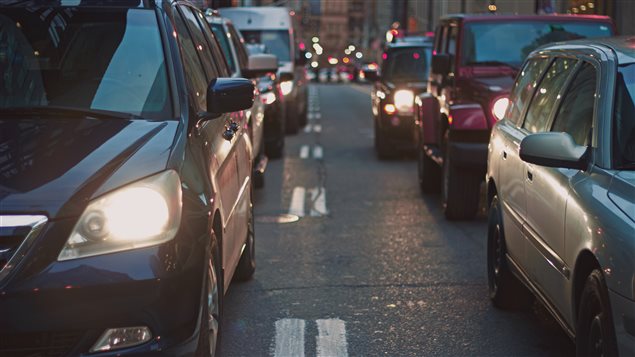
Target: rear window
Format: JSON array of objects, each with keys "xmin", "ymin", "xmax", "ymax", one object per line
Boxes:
[
  {"xmin": 381, "ymin": 47, "xmax": 431, "ymax": 82},
  {"xmin": 462, "ymin": 21, "xmax": 613, "ymax": 68},
  {"xmin": 240, "ymin": 30, "xmax": 290, "ymax": 62}
]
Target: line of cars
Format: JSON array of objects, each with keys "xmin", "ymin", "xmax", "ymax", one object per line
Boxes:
[
  {"xmin": 365, "ymin": 13, "xmax": 634, "ymax": 357},
  {"xmin": 0, "ymin": 1, "xmax": 305, "ymax": 356}
]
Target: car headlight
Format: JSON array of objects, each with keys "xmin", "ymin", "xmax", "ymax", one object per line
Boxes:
[
  {"xmin": 394, "ymin": 89, "xmax": 414, "ymax": 113},
  {"xmin": 492, "ymin": 97, "xmax": 509, "ymax": 120},
  {"xmin": 58, "ymin": 170, "xmax": 182, "ymax": 261},
  {"xmin": 280, "ymin": 80, "xmax": 294, "ymax": 96}
]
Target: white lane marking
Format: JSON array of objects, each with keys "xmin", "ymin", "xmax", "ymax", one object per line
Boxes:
[
  {"xmin": 313, "ymin": 145, "xmax": 323, "ymax": 159},
  {"xmin": 304, "ymin": 124, "xmax": 313, "ymax": 133},
  {"xmin": 316, "ymin": 319, "xmax": 348, "ymax": 357},
  {"xmin": 289, "ymin": 187, "xmax": 306, "ymax": 217},
  {"xmin": 300, "ymin": 145, "xmax": 310, "ymax": 159},
  {"xmin": 309, "ymin": 187, "xmax": 328, "ymax": 217},
  {"xmin": 308, "ymin": 113, "xmax": 321, "ymax": 120},
  {"xmin": 274, "ymin": 319, "xmax": 306, "ymax": 357},
  {"xmin": 313, "ymin": 124, "xmax": 322, "ymax": 133}
]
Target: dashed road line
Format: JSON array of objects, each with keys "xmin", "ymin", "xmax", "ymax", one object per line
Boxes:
[
  {"xmin": 313, "ymin": 145, "xmax": 323, "ymax": 159},
  {"xmin": 274, "ymin": 319, "xmax": 305, "ymax": 357},
  {"xmin": 309, "ymin": 187, "xmax": 328, "ymax": 217},
  {"xmin": 300, "ymin": 145, "xmax": 310, "ymax": 159},
  {"xmin": 316, "ymin": 319, "xmax": 348, "ymax": 357},
  {"xmin": 289, "ymin": 187, "xmax": 306, "ymax": 217}
]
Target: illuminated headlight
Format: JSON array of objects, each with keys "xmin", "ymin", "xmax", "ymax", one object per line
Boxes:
[
  {"xmin": 394, "ymin": 90, "xmax": 414, "ymax": 113},
  {"xmin": 261, "ymin": 91, "xmax": 276, "ymax": 105},
  {"xmin": 58, "ymin": 170, "xmax": 182, "ymax": 261},
  {"xmin": 492, "ymin": 97, "xmax": 509, "ymax": 120},
  {"xmin": 280, "ymin": 80, "xmax": 294, "ymax": 96}
]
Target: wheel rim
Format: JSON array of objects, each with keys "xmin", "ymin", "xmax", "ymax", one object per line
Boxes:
[
  {"xmin": 207, "ymin": 260, "xmax": 220, "ymax": 355},
  {"xmin": 587, "ymin": 313, "xmax": 605, "ymax": 357}
]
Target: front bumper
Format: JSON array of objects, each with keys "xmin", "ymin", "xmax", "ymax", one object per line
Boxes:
[
  {"xmin": 609, "ymin": 290, "xmax": 635, "ymax": 357},
  {"xmin": 0, "ymin": 218, "xmax": 207, "ymax": 356}
]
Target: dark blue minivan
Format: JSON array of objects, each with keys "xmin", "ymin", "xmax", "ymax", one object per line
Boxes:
[{"xmin": 0, "ymin": 1, "xmax": 257, "ymax": 355}]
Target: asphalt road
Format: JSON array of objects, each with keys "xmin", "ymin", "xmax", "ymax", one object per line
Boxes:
[{"xmin": 219, "ymin": 83, "xmax": 574, "ymax": 357}]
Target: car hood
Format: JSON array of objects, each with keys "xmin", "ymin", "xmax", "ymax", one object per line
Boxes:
[
  {"xmin": 608, "ymin": 171, "xmax": 635, "ymax": 223},
  {"xmin": 0, "ymin": 118, "xmax": 179, "ymax": 219}
]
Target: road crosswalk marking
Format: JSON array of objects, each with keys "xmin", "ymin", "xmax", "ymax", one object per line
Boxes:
[
  {"xmin": 289, "ymin": 187, "xmax": 306, "ymax": 217},
  {"xmin": 308, "ymin": 112, "xmax": 321, "ymax": 120},
  {"xmin": 313, "ymin": 146, "xmax": 323, "ymax": 159},
  {"xmin": 273, "ymin": 318, "xmax": 348, "ymax": 357},
  {"xmin": 300, "ymin": 145, "xmax": 310, "ymax": 159},
  {"xmin": 308, "ymin": 187, "xmax": 328, "ymax": 216},
  {"xmin": 299, "ymin": 145, "xmax": 323, "ymax": 159}
]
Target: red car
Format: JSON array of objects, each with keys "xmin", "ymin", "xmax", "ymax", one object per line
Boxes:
[{"xmin": 415, "ymin": 14, "xmax": 615, "ymax": 219}]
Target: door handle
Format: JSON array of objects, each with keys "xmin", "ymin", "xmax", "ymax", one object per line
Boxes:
[
  {"xmin": 502, "ymin": 151, "xmax": 507, "ymax": 159},
  {"xmin": 527, "ymin": 171, "xmax": 533, "ymax": 181}
]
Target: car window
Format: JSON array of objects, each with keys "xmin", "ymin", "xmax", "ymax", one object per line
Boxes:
[
  {"xmin": 211, "ymin": 23, "xmax": 237, "ymax": 74},
  {"xmin": 506, "ymin": 58, "xmax": 551, "ymax": 126},
  {"xmin": 194, "ymin": 14, "xmax": 230, "ymax": 77},
  {"xmin": 433, "ymin": 26, "xmax": 443, "ymax": 54},
  {"xmin": 614, "ymin": 63, "xmax": 635, "ymax": 167},
  {"xmin": 227, "ymin": 24, "xmax": 249, "ymax": 70},
  {"xmin": 179, "ymin": 6, "xmax": 218, "ymax": 80},
  {"xmin": 551, "ymin": 62, "xmax": 596, "ymax": 146},
  {"xmin": 522, "ymin": 57, "xmax": 577, "ymax": 133},
  {"xmin": 174, "ymin": 7, "xmax": 209, "ymax": 112}
]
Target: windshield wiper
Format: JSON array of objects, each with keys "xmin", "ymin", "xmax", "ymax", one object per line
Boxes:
[
  {"xmin": 466, "ymin": 61, "xmax": 519, "ymax": 71},
  {"xmin": 0, "ymin": 106, "xmax": 142, "ymax": 120}
]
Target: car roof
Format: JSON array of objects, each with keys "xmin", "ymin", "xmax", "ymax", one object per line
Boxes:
[
  {"xmin": 538, "ymin": 35, "xmax": 635, "ymax": 65},
  {"xmin": 386, "ymin": 41, "xmax": 433, "ymax": 50},
  {"xmin": 220, "ymin": 6, "xmax": 291, "ymax": 29},
  {"xmin": 1, "ymin": 0, "xmax": 162, "ymax": 7},
  {"xmin": 441, "ymin": 13, "xmax": 613, "ymax": 24}
]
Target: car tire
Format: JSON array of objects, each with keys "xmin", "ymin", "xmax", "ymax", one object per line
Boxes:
[
  {"xmin": 196, "ymin": 234, "xmax": 223, "ymax": 357},
  {"xmin": 575, "ymin": 270, "xmax": 618, "ymax": 357},
  {"xmin": 418, "ymin": 144, "xmax": 441, "ymax": 193},
  {"xmin": 375, "ymin": 121, "xmax": 392, "ymax": 159},
  {"xmin": 442, "ymin": 145, "xmax": 480, "ymax": 220},
  {"xmin": 234, "ymin": 198, "xmax": 256, "ymax": 281},
  {"xmin": 487, "ymin": 195, "xmax": 533, "ymax": 310}
]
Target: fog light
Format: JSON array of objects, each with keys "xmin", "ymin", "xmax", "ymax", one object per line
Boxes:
[{"xmin": 90, "ymin": 326, "xmax": 152, "ymax": 352}]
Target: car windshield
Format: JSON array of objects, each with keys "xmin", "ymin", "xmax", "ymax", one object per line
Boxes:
[
  {"xmin": 382, "ymin": 47, "xmax": 431, "ymax": 82},
  {"xmin": 0, "ymin": 8, "xmax": 172, "ymax": 120},
  {"xmin": 614, "ymin": 63, "xmax": 635, "ymax": 169},
  {"xmin": 240, "ymin": 30, "xmax": 290, "ymax": 62},
  {"xmin": 461, "ymin": 21, "xmax": 613, "ymax": 68}
]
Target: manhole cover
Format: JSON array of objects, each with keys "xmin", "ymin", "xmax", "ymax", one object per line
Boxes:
[{"xmin": 256, "ymin": 214, "xmax": 300, "ymax": 224}]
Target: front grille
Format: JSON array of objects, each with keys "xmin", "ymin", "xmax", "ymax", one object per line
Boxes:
[
  {"xmin": 0, "ymin": 331, "xmax": 84, "ymax": 357},
  {"xmin": 0, "ymin": 215, "xmax": 47, "ymax": 282}
]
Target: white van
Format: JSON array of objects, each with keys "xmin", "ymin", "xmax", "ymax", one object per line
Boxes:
[{"xmin": 220, "ymin": 6, "xmax": 308, "ymax": 134}]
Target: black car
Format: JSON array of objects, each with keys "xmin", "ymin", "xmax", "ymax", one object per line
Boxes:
[
  {"xmin": 0, "ymin": 1, "xmax": 255, "ymax": 356},
  {"xmin": 365, "ymin": 38, "xmax": 433, "ymax": 158}
]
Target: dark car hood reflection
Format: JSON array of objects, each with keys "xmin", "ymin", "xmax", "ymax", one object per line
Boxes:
[{"xmin": 0, "ymin": 118, "xmax": 178, "ymax": 218}]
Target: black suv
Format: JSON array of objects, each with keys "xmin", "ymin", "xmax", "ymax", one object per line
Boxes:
[
  {"xmin": 0, "ymin": 1, "xmax": 255, "ymax": 356},
  {"xmin": 365, "ymin": 38, "xmax": 433, "ymax": 158}
]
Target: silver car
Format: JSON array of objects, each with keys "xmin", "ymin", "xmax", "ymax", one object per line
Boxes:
[{"xmin": 486, "ymin": 36, "xmax": 635, "ymax": 356}]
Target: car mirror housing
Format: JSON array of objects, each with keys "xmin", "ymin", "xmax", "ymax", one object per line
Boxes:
[
  {"xmin": 431, "ymin": 53, "xmax": 451, "ymax": 76},
  {"xmin": 519, "ymin": 132, "xmax": 589, "ymax": 170},
  {"xmin": 243, "ymin": 54, "xmax": 278, "ymax": 79},
  {"xmin": 206, "ymin": 78, "xmax": 254, "ymax": 116}
]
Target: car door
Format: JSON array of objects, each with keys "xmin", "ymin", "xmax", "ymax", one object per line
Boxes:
[
  {"xmin": 174, "ymin": 5, "xmax": 241, "ymax": 276},
  {"xmin": 526, "ymin": 62, "xmax": 598, "ymax": 314},
  {"xmin": 495, "ymin": 57, "xmax": 551, "ymax": 264},
  {"xmin": 197, "ymin": 11, "xmax": 252, "ymax": 274},
  {"xmin": 519, "ymin": 57, "xmax": 578, "ymax": 309}
]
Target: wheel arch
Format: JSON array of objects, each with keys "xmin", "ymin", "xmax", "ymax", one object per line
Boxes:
[{"xmin": 572, "ymin": 250, "xmax": 601, "ymax": 326}]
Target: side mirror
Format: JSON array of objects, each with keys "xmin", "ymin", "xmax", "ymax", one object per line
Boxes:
[
  {"xmin": 519, "ymin": 132, "xmax": 589, "ymax": 170},
  {"xmin": 362, "ymin": 69, "xmax": 379, "ymax": 82},
  {"xmin": 243, "ymin": 54, "xmax": 278, "ymax": 79},
  {"xmin": 206, "ymin": 78, "xmax": 254, "ymax": 115},
  {"xmin": 279, "ymin": 72, "xmax": 294, "ymax": 82},
  {"xmin": 431, "ymin": 54, "xmax": 451, "ymax": 76}
]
